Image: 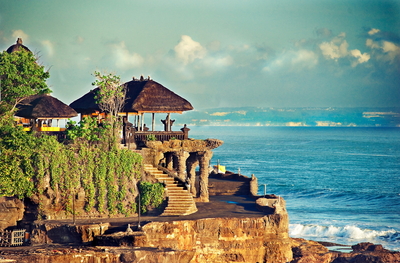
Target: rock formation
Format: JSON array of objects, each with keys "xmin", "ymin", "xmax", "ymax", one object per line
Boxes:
[{"xmin": 0, "ymin": 197, "xmax": 24, "ymax": 230}]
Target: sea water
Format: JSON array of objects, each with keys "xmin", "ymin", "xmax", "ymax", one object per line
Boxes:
[{"xmin": 189, "ymin": 126, "xmax": 400, "ymax": 251}]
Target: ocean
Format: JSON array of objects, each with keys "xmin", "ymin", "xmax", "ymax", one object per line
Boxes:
[{"xmin": 189, "ymin": 126, "xmax": 400, "ymax": 251}]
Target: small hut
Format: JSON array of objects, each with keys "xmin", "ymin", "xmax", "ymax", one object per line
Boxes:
[
  {"xmin": 70, "ymin": 77, "xmax": 193, "ymax": 145},
  {"xmin": 15, "ymin": 94, "xmax": 78, "ymax": 131}
]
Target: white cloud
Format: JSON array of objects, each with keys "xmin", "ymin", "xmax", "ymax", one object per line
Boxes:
[
  {"xmin": 263, "ymin": 49, "xmax": 318, "ymax": 72},
  {"xmin": 11, "ymin": 29, "xmax": 29, "ymax": 43},
  {"xmin": 368, "ymin": 28, "xmax": 380, "ymax": 35},
  {"xmin": 204, "ymin": 55, "xmax": 234, "ymax": 68},
  {"xmin": 319, "ymin": 39, "xmax": 349, "ymax": 60},
  {"xmin": 366, "ymin": 39, "xmax": 380, "ymax": 49},
  {"xmin": 366, "ymin": 37, "xmax": 400, "ymax": 63},
  {"xmin": 112, "ymin": 41, "xmax": 144, "ymax": 70},
  {"xmin": 382, "ymin": 41, "xmax": 399, "ymax": 53},
  {"xmin": 174, "ymin": 35, "xmax": 207, "ymax": 65},
  {"xmin": 350, "ymin": 49, "xmax": 370, "ymax": 67},
  {"xmin": 41, "ymin": 40, "xmax": 54, "ymax": 57}
]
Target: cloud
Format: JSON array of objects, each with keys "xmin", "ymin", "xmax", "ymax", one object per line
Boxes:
[
  {"xmin": 112, "ymin": 41, "xmax": 144, "ymax": 70},
  {"xmin": 41, "ymin": 40, "xmax": 55, "ymax": 57},
  {"xmin": 174, "ymin": 35, "xmax": 207, "ymax": 65},
  {"xmin": 368, "ymin": 28, "xmax": 380, "ymax": 35},
  {"xmin": 11, "ymin": 29, "xmax": 29, "ymax": 43},
  {"xmin": 204, "ymin": 55, "xmax": 233, "ymax": 68},
  {"xmin": 382, "ymin": 41, "xmax": 399, "ymax": 53},
  {"xmin": 318, "ymin": 32, "xmax": 370, "ymax": 67},
  {"xmin": 319, "ymin": 38, "xmax": 349, "ymax": 60},
  {"xmin": 366, "ymin": 31, "xmax": 400, "ymax": 63},
  {"xmin": 263, "ymin": 49, "xmax": 318, "ymax": 72},
  {"xmin": 350, "ymin": 49, "xmax": 370, "ymax": 67}
]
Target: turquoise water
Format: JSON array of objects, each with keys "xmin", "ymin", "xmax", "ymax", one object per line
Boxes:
[{"xmin": 189, "ymin": 126, "xmax": 400, "ymax": 251}]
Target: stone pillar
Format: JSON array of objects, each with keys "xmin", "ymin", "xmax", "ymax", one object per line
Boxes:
[
  {"xmin": 166, "ymin": 152, "xmax": 173, "ymax": 170},
  {"xmin": 186, "ymin": 153, "xmax": 199, "ymax": 197},
  {"xmin": 250, "ymin": 174, "xmax": 258, "ymax": 196},
  {"xmin": 174, "ymin": 150, "xmax": 189, "ymax": 182},
  {"xmin": 198, "ymin": 150, "xmax": 213, "ymax": 202}
]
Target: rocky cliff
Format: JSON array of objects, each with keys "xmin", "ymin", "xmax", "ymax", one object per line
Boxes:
[{"xmin": 139, "ymin": 215, "xmax": 292, "ymax": 262}]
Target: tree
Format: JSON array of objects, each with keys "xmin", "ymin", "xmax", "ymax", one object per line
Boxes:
[
  {"xmin": 0, "ymin": 48, "xmax": 51, "ymax": 114},
  {"xmin": 92, "ymin": 71, "xmax": 126, "ymax": 148}
]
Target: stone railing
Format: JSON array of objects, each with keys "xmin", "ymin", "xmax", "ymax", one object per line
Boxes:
[{"xmin": 125, "ymin": 125, "xmax": 190, "ymax": 147}]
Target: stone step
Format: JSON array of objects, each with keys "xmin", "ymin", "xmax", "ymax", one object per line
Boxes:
[
  {"xmin": 167, "ymin": 200, "xmax": 193, "ymax": 204},
  {"xmin": 166, "ymin": 204, "xmax": 193, "ymax": 208},
  {"xmin": 144, "ymin": 164, "xmax": 197, "ymax": 216},
  {"xmin": 167, "ymin": 191, "xmax": 191, "ymax": 195},
  {"xmin": 166, "ymin": 186, "xmax": 184, "ymax": 190},
  {"xmin": 166, "ymin": 189, "xmax": 188, "ymax": 192}
]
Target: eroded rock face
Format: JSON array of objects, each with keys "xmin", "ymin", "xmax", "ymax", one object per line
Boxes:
[
  {"xmin": 30, "ymin": 222, "xmax": 109, "ymax": 245},
  {"xmin": 290, "ymin": 238, "xmax": 333, "ymax": 263},
  {"xmin": 331, "ymin": 242, "xmax": 400, "ymax": 263},
  {"xmin": 0, "ymin": 196, "xmax": 24, "ymax": 230},
  {"xmin": 140, "ymin": 215, "xmax": 293, "ymax": 263},
  {"xmin": 289, "ymin": 239, "xmax": 400, "ymax": 263}
]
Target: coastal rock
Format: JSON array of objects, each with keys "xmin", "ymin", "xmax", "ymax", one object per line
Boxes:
[
  {"xmin": 0, "ymin": 196, "xmax": 24, "ymax": 230},
  {"xmin": 138, "ymin": 215, "xmax": 293, "ymax": 263},
  {"xmin": 256, "ymin": 196, "xmax": 287, "ymax": 214},
  {"xmin": 289, "ymin": 240, "xmax": 400, "ymax": 263},
  {"xmin": 30, "ymin": 222, "xmax": 109, "ymax": 245},
  {"xmin": 290, "ymin": 238, "xmax": 333, "ymax": 263},
  {"xmin": 330, "ymin": 242, "xmax": 400, "ymax": 263}
]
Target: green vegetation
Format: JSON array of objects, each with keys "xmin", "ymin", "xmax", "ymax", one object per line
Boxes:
[
  {"xmin": 0, "ymin": 118, "xmax": 143, "ymax": 215},
  {"xmin": 146, "ymin": 134, "xmax": 157, "ymax": 141},
  {"xmin": 92, "ymin": 71, "xmax": 126, "ymax": 149},
  {"xmin": 0, "ymin": 49, "xmax": 51, "ymax": 113},
  {"xmin": 138, "ymin": 181, "xmax": 165, "ymax": 213},
  {"xmin": 0, "ymin": 68, "xmax": 165, "ymax": 217}
]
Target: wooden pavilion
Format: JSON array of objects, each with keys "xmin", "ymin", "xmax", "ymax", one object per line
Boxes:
[
  {"xmin": 15, "ymin": 94, "xmax": 78, "ymax": 134},
  {"xmin": 70, "ymin": 76, "xmax": 193, "ymax": 146}
]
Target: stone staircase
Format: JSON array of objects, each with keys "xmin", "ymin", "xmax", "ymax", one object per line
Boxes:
[{"xmin": 143, "ymin": 164, "xmax": 197, "ymax": 216}]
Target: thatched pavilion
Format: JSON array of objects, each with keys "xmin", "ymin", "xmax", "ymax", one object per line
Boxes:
[
  {"xmin": 15, "ymin": 94, "xmax": 78, "ymax": 132},
  {"xmin": 6, "ymin": 38, "xmax": 31, "ymax": 54},
  {"xmin": 70, "ymin": 76, "xmax": 193, "ymax": 146}
]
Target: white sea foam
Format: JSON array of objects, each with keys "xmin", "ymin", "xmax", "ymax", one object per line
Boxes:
[{"xmin": 290, "ymin": 224, "xmax": 400, "ymax": 251}]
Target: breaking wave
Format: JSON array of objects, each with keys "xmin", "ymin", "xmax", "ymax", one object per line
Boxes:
[{"xmin": 289, "ymin": 224, "xmax": 400, "ymax": 251}]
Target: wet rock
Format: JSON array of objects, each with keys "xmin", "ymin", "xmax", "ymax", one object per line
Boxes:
[{"xmin": 290, "ymin": 238, "xmax": 333, "ymax": 263}]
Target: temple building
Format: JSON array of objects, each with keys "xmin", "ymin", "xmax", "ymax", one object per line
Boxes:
[{"xmin": 70, "ymin": 75, "xmax": 223, "ymax": 210}]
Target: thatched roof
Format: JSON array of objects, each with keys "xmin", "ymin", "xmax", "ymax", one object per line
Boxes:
[
  {"xmin": 6, "ymin": 38, "xmax": 31, "ymax": 54},
  {"xmin": 70, "ymin": 78, "xmax": 193, "ymax": 114},
  {"xmin": 16, "ymin": 94, "xmax": 78, "ymax": 119}
]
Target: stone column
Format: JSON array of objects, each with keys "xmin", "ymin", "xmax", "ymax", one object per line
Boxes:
[
  {"xmin": 186, "ymin": 153, "xmax": 199, "ymax": 197},
  {"xmin": 174, "ymin": 150, "xmax": 189, "ymax": 182},
  {"xmin": 198, "ymin": 150, "xmax": 213, "ymax": 202},
  {"xmin": 166, "ymin": 152, "xmax": 173, "ymax": 170},
  {"xmin": 250, "ymin": 174, "xmax": 258, "ymax": 196}
]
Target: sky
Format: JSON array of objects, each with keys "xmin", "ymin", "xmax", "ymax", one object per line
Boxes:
[{"xmin": 1, "ymin": 0, "xmax": 399, "ymax": 110}]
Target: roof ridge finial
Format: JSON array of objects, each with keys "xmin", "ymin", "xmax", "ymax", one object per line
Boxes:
[
  {"xmin": 140, "ymin": 75, "xmax": 144, "ymax": 81},
  {"xmin": 17, "ymin": 38, "xmax": 23, "ymax": 45}
]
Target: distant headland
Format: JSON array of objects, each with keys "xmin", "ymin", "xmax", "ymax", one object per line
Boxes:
[{"xmin": 178, "ymin": 107, "xmax": 400, "ymax": 127}]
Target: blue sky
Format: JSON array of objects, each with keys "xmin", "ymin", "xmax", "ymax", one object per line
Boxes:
[{"xmin": 1, "ymin": 0, "xmax": 399, "ymax": 109}]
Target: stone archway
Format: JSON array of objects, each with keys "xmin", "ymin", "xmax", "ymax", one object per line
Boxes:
[{"xmin": 143, "ymin": 139, "xmax": 223, "ymax": 202}]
